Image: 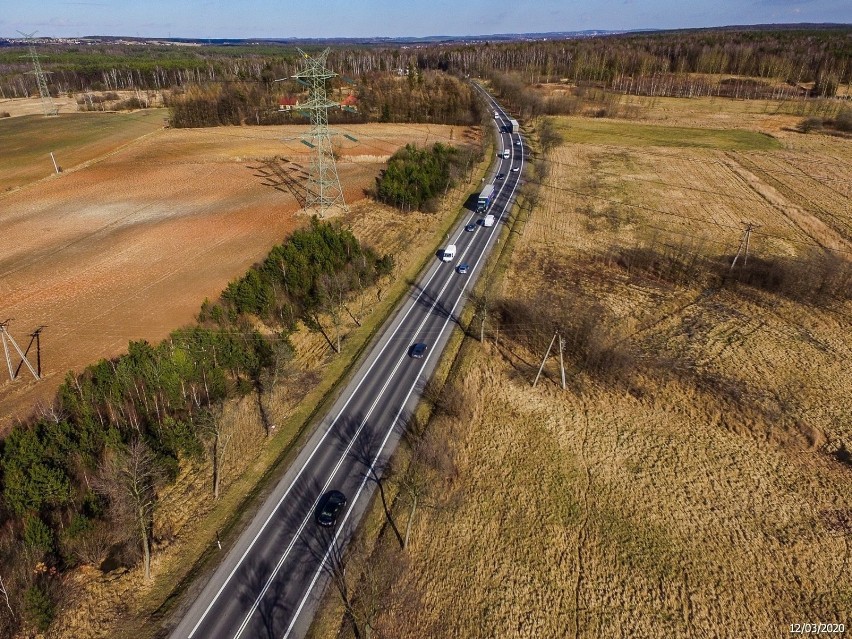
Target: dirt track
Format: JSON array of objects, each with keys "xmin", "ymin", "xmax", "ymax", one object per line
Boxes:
[{"xmin": 0, "ymin": 120, "xmax": 464, "ymax": 431}]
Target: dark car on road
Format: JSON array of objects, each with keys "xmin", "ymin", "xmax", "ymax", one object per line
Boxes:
[
  {"xmin": 465, "ymin": 223, "xmax": 477, "ymax": 232},
  {"xmin": 316, "ymin": 490, "xmax": 347, "ymax": 527},
  {"xmin": 495, "ymin": 173, "xmax": 505, "ymax": 180},
  {"xmin": 409, "ymin": 343, "xmax": 428, "ymax": 359},
  {"xmin": 457, "ymin": 263, "xmax": 469, "ymax": 274}
]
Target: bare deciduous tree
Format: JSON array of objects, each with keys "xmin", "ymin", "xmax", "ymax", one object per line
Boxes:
[{"xmin": 96, "ymin": 439, "xmax": 160, "ymax": 581}]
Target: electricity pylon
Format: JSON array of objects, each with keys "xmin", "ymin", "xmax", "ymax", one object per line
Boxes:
[
  {"xmin": 18, "ymin": 31, "xmax": 58, "ymax": 117},
  {"xmin": 291, "ymin": 48, "xmax": 348, "ymax": 217}
]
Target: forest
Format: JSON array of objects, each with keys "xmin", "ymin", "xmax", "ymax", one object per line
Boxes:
[
  {"xmin": 0, "ymin": 220, "xmax": 392, "ymax": 636},
  {"xmin": 165, "ymin": 70, "xmax": 484, "ymax": 127},
  {"xmin": 1, "ymin": 27, "xmax": 849, "ymax": 106}
]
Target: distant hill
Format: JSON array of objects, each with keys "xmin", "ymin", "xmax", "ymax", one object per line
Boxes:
[{"xmin": 1, "ymin": 24, "xmax": 849, "ymax": 48}]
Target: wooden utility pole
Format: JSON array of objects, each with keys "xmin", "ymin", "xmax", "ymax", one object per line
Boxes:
[
  {"xmin": 558, "ymin": 333, "xmax": 566, "ymax": 390},
  {"xmin": 730, "ymin": 222, "xmax": 760, "ymax": 272},
  {"xmin": 533, "ymin": 332, "xmax": 558, "ymax": 387},
  {"xmin": 0, "ymin": 320, "xmax": 40, "ymax": 381}
]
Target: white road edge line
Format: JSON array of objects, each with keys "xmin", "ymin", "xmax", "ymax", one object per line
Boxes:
[
  {"xmin": 282, "ymin": 98, "xmax": 524, "ymax": 638},
  {"xmin": 231, "ymin": 217, "xmax": 481, "ymax": 638},
  {"xmin": 186, "ymin": 238, "xmax": 447, "ymax": 638}
]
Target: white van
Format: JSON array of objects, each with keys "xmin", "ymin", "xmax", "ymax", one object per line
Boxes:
[
  {"xmin": 483, "ymin": 214, "xmax": 495, "ymax": 227},
  {"xmin": 442, "ymin": 244, "xmax": 456, "ymax": 262},
  {"xmin": 502, "ymin": 149, "xmax": 510, "ymax": 159}
]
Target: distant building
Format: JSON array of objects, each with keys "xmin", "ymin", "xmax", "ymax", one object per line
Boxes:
[
  {"xmin": 278, "ymin": 96, "xmax": 298, "ymax": 111},
  {"xmin": 341, "ymin": 93, "xmax": 358, "ymax": 112}
]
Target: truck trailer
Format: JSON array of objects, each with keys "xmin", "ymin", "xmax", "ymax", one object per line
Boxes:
[
  {"xmin": 508, "ymin": 118, "xmax": 519, "ymax": 134},
  {"xmin": 477, "ymin": 184, "xmax": 495, "ymax": 212}
]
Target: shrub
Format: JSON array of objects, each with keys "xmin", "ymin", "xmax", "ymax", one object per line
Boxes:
[
  {"xmin": 23, "ymin": 516, "xmax": 55, "ymax": 555},
  {"xmin": 834, "ymin": 108, "xmax": 852, "ymax": 133},
  {"xmin": 24, "ymin": 584, "xmax": 55, "ymax": 632},
  {"xmin": 799, "ymin": 116, "xmax": 823, "ymax": 132}
]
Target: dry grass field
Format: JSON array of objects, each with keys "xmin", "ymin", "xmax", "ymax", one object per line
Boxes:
[
  {"xmin": 0, "ymin": 115, "xmax": 472, "ymax": 433},
  {"xmin": 352, "ymin": 97, "xmax": 852, "ymax": 639}
]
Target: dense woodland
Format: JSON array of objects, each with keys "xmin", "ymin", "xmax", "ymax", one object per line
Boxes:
[
  {"xmin": 1, "ymin": 27, "xmax": 850, "ymax": 106},
  {"xmin": 0, "ymin": 220, "xmax": 392, "ymax": 635}
]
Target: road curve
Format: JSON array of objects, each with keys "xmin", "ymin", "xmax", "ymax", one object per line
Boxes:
[{"xmin": 166, "ymin": 87, "xmax": 523, "ymax": 639}]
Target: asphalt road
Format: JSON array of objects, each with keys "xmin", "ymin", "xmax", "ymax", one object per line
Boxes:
[{"xmin": 167, "ymin": 87, "xmax": 524, "ymax": 639}]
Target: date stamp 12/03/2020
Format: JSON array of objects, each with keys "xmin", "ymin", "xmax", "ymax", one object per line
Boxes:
[{"xmin": 790, "ymin": 624, "xmax": 845, "ymax": 634}]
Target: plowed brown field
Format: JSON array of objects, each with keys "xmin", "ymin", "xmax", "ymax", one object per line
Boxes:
[{"xmin": 0, "ymin": 117, "xmax": 468, "ymax": 432}]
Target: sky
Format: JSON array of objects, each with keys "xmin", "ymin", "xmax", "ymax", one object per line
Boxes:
[{"xmin": 2, "ymin": 0, "xmax": 850, "ymax": 39}]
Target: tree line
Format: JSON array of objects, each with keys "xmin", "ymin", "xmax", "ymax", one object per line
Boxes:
[
  {"xmin": 165, "ymin": 70, "xmax": 483, "ymax": 128},
  {"xmin": 0, "ymin": 219, "xmax": 392, "ymax": 636},
  {"xmin": 4, "ymin": 27, "xmax": 848, "ymax": 103}
]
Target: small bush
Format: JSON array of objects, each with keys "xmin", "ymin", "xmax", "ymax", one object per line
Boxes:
[
  {"xmin": 23, "ymin": 516, "xmax": 55, "ymax": 555},
  {"xmin": 0, "ymin": 111, "xmax": 10, "ymax": 118},
  {"xmin": 24, "ymin": 584, "xmax": 55, "ymax": 632},
  {"xmin": 799, "ymin": 116, "xmax": 823, "ymax": 133},
  {"xmin": 834, "ymin": 108, "xmax": 852, "ymax": 133}
]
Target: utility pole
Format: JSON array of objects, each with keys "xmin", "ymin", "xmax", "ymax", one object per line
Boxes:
[
  {"xmin": 730, "ymin": 222, "xmax": 760, "ymax": 273},
  {"xmin": 558, "ymin": 332, "xmax": 566, "ymax": 390},
  {"xmin": 533, "ymin": 332, "xmax": 558, "ymax": 388},
  {"xmin": 0, "ymin": 320, "xmax": 40, "ymax": 382},
  {"xmin": 18, "ymin": 31, "xmax": 58, "ymax": 117},
  {"xmin": 31, "ymin": 326, "xmax": 46, "ymax": 378},
  {"xmin": 290, "ymin": 48, "xmax": 352, "ymax": 217}
]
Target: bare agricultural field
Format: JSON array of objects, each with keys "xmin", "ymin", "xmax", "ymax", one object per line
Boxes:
[
  {"xmin": 0, "ymin": 116, "xmax": 471, "ymax": 433},
  {"xmin": 0, "ymin": 109, "xmax": 166, "ymax": 192},
  {"xmin": 359, "ymin": 99, "xmax": 852, "ymax": 639}
]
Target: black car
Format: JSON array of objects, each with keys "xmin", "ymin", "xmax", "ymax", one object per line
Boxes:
[
  {"xmin": 409, "ymin": 342, "xmax": 428, "ymax": 359},
  {"xmin": 316, "ymin": 490, "xmax": 347, "ymax": 527},
  {"xmin": 465, "ymin": 223, "xmax": 477, "ymax": 232},
  {"xmin": 457, "ymin": 263, "xmax": 469, "ymax": 274},
  {"xmin": 495, "ymin": 173, "xmax": 505, "ymax": 180}
]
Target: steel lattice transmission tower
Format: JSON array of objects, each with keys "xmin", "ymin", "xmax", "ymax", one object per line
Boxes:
[
  {"xmin": 18, "ymin": 31, "xmax": 57, "ymax": 117},
  {"xmin": 292, "ymin": 48, "xmax": 347, "ymax": 217}
]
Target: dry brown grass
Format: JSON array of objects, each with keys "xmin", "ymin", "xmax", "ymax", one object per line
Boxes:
[{"xmin": 353, "ymin": 96, "xmax": 852, "ymax": 639}]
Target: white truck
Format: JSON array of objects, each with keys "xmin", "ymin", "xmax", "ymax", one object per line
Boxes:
[
  {"xmin": 483, "ymin": 214, "xmax": 495, "ymax": 227},
  {"xmin": 442, "ymin": 244, "xmax": 456, "ymax": 262},
  {"xmin": 508, "ymin": 118, "xmax": 519, "ymax": 134}
]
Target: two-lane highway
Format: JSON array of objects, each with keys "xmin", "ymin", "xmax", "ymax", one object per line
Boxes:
[{"xmin": 167, "ymin": 87, "xmax": 523, "ymax": 639}]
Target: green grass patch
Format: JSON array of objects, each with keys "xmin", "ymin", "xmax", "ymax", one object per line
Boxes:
[
  {"xmin": 555, "ymin": 117, "xmax": 781, "ymax": 151},
  {"xmin": 0, "ymin": 110, "xmax": 165, "ymax": 192}
]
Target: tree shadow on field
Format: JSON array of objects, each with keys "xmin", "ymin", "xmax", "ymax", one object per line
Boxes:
[{"xmin": 247, "ymin": 156, "xmax": 310, "ymax": 209}]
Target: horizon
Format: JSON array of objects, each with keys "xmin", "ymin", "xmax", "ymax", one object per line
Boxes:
[
  {"xmin": 3, "ymin": 22, "xmax": 852, "ymax": 43},
  {"xmin": 3, "ymin": 0, "xmax": 851, "ymax": 40}
]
